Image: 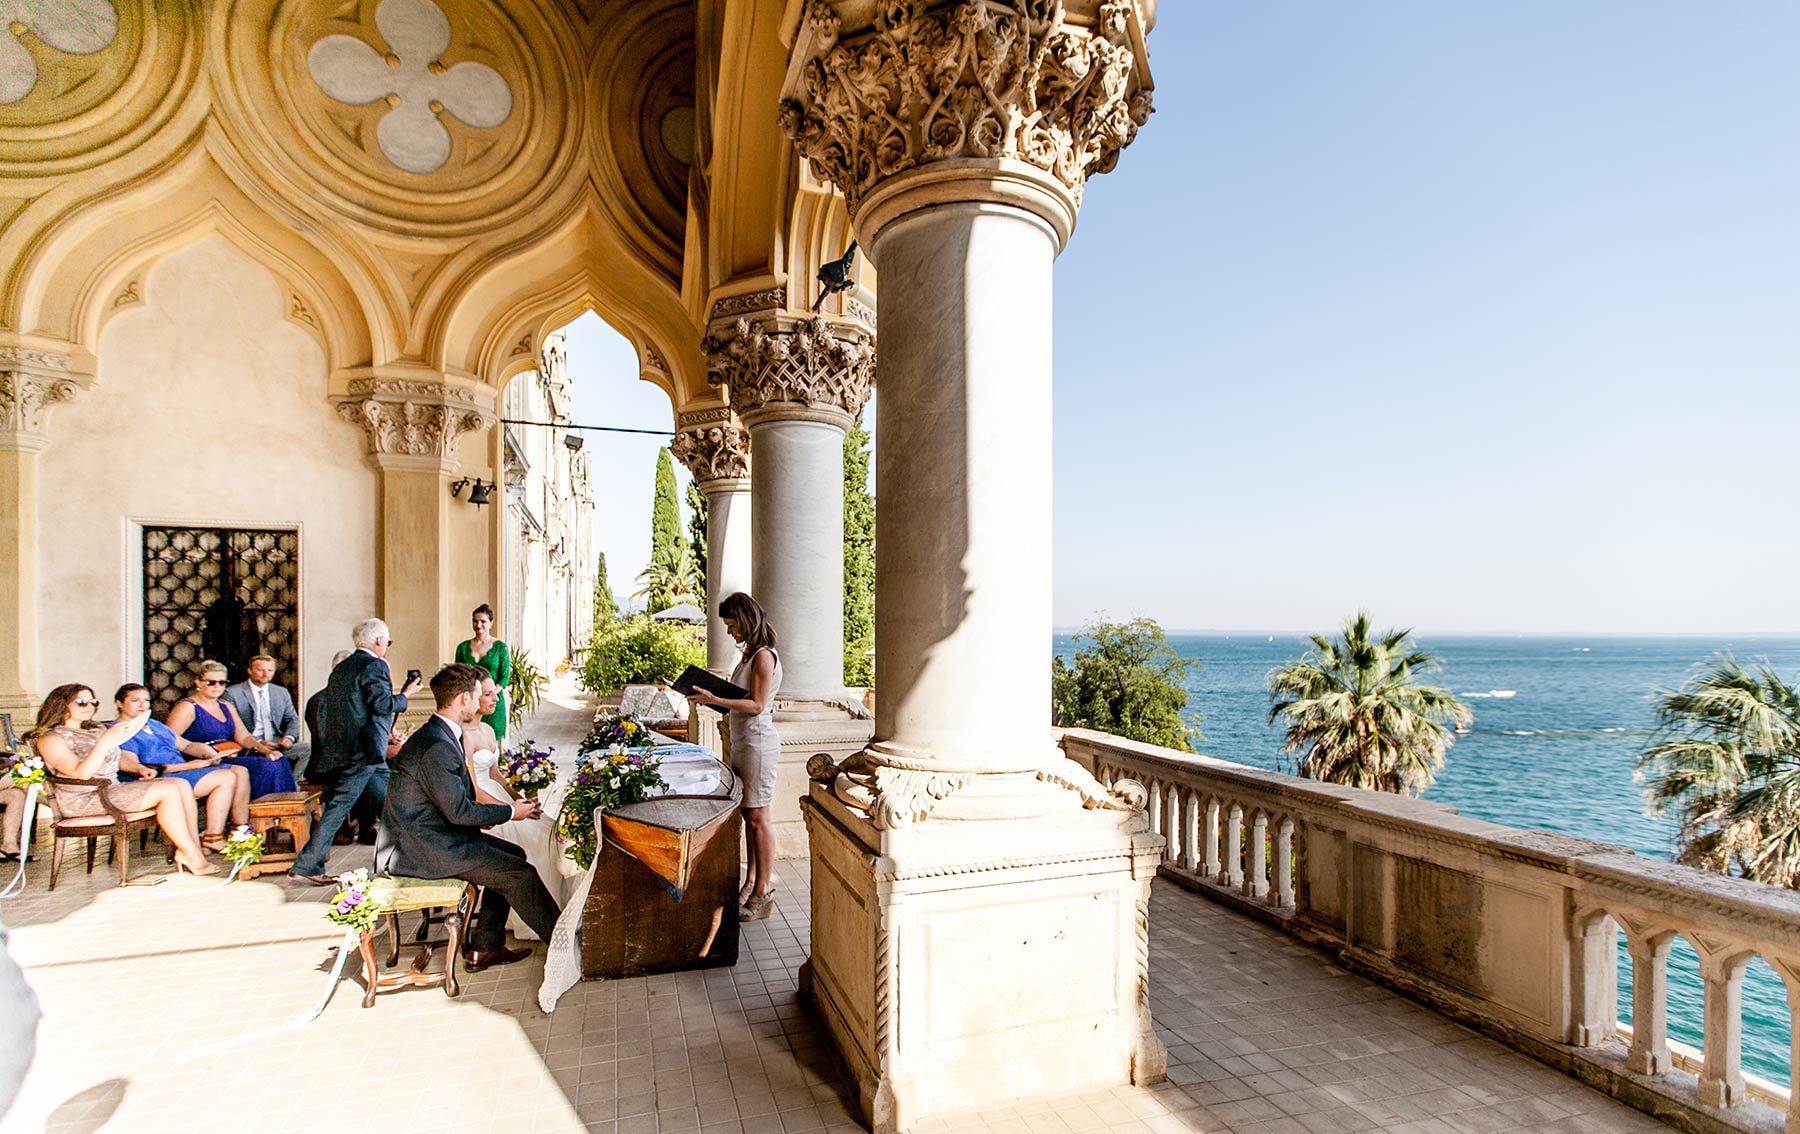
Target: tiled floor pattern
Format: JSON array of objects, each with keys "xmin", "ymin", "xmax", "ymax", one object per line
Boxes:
[{"xmin": 1, "ymin": 684, "xmax": 1676, "ymax": 1134}]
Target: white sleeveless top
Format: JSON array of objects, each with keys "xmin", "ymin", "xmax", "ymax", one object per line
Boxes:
[{"xmin": 469, "ymin": 747, "xmax": 508, "ymax": 800}]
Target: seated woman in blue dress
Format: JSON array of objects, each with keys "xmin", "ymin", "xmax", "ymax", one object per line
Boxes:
[
  {"xmin": 112, "ymin": 683, "xmax": 250, "ymax": 851},
  {"xmin": 165, "ymin": 660, "xmax": 298, "ymax": 800}
]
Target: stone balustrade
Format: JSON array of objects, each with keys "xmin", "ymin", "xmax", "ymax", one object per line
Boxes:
[{"xmin": 1060, "ymin": 728, "xmax": 1800, "ymax": 1134}]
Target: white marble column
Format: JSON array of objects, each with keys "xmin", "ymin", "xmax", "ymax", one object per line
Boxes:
[
  {"xmin": 671, "ymin": 408, "xmax": 754, "ymax": 674},
  {"xmin": 782, "ymin": 2, "xmax": 1161, "ymax": 1129}
]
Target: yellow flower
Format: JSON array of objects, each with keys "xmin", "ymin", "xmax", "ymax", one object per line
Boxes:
[{"xmin": 611, "ymin": 753, "xmax": 629, "ymax": 765}]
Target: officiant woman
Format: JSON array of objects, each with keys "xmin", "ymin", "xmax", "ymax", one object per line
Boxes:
[{"xmin": 455, "ymin": 604, "xmax": 512, "ymax": 743}]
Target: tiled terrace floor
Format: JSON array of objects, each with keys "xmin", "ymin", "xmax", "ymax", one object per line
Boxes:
[{"xmin": 1, "ymin": 685, "xmax": 1676, "ymax": 1134}]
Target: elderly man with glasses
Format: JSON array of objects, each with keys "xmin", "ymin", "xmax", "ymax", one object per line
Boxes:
[{"xmin": 290, "ymin": 619, "xmax": 422, "ymax": 884}]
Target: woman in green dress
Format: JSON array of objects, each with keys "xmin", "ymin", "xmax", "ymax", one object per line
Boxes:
[{"xmin": 455, "ymin": 604, "xmax": 512, "ymax": 741}]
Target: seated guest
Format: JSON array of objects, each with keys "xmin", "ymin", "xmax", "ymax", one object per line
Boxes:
[
  {"xmin": 166, "ymin": 660, "xmax": 297, "ymax": 800},
  {"xmin": 377, "ymin": 664, "xmax": 557, "ymax": 971},
  {"xmin": 463, "ymin": 675, "xmax": 564, "ymax": 939},
  {"xmin": 27, "ymin": 684, "xmax": 217, "ymax": 875},
  {"xmin": 0, "ymin": 773, "xmax": 24, "ymax": 863},
  {"xmin": 112, "ymin": 684, "xmax": 249, "ymax": 851},
  {"xmin": 223, "ymin": 655, "xmax": 302, "ymax": 780},
  {"xmin": 290, "ymin": 620, "xmax": 418, "ymax": 881}
]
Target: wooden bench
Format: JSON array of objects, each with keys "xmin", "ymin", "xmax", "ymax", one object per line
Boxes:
[{"xmin": 242, "ymin": 789, "xmax": 323, "ymax": 879}]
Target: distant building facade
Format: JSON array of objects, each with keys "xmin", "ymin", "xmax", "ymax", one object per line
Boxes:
[{"xmin": 502, "ymin": 331, "xmax": 595, "ymax": 669}]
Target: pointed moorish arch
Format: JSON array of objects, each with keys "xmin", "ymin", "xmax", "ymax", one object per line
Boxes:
[{"xmin": 5, "ymin": 141, "xmax": 380, "ymax": 377}]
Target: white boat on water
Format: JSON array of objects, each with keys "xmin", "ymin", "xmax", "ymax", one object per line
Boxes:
[{"xmin": 1489, "ymin": 690, "xmax": 1517, "ymax": 698}]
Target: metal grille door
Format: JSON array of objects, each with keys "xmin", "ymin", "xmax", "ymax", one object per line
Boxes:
[{"xmin": 141, "ymin": 527, "xmax": 299, "ymax": 717}]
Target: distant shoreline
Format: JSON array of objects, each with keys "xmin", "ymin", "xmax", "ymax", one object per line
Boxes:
[{"xmin": 1053, "ymin": 628, "xmax": 1800, "ymax": 639}]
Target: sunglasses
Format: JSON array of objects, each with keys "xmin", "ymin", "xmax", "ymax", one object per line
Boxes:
[
  {"xmin": 200, "ymin": 679, "xmax": 228, "ymax": 687},
  {"xmin": 71, "ymin": 698, "xmax": 98, "ymax": 707}
]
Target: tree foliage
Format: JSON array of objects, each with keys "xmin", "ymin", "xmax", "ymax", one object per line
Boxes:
[
  {"xmin": 642, "ymin": 449, "xmax": 683, "ymax": 611},
  {"xmin": 843, "ymin": 423, "xmax": 875, "ymax": 686},
  {"xmin": 591, "ymin": 551, "xmax": 617, "ymax": 628},
  {"xmin": 581, "ymin": 615, "xmax": 707, "ymax": 693},
  {"xmin": 633, "ymin": 540, "xmax": 698, "ymax": 613},
  {"xmin": 686, "ymin": 481, "xmax": 709, "ymax": 608},
  {"xmin": 1267, "ymin": 612, "xmax": 1470, "ymax": 797},
  {"xmin": 1638, "ymin": 657, "xmax": 1800, "ymax": 887},
  {"xmin": 1051, "ymin": 617, "xmax": 1201, "ymax": 752}
]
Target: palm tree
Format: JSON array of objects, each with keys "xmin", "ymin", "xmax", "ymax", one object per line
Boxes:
[
  {"xmin": 632, "ymin": 541, "xmax": 698, "ymax": 613},
  {"xmin": 1638, "ymin": 657, "xmax": 1800, "ymax": 886},
  {"xmin": 1268, "ymin": 612, "xmax": 1471, "ymax": 796}
]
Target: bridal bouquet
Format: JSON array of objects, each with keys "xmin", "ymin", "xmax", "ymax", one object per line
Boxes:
[
  {"xmin": 323, "ymin": 868, "xmax": 383, "ymax": 936},
  {"xmin": 222, "ymin": 825, "xmax": 263, "ymax": 869},
  {"xmin": 6, "ymin": 753, "xmax": 45, "ymax": 787},
  {"xmin": 556, "ymin": 748, "xmax": 668, "ymax": 870},
  {"xmin": 583, "ymin": 712, "xmax": 655, "ymax": 752},
  {"xmin": 501, "ymin": 741, "xmax": 557, "ymax": 798}
]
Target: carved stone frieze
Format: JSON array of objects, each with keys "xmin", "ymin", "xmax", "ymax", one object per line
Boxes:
[
  {"xmin": 708, "ymin": 287, "xmax": 788, "ymax": 324},
  {"xmin": 0, "ymin": 347, "xmax": 86, "ymax": 441},
  {"xmin": 781, "ymin": 0, "xmax": 1154, "ymax": 218},
  {"xmin": 704, "ymin": 316, "xmax": 874, "ymax": 429},
  {"xmin": 333, "ymin": 378, "xmax": 491, "ymax": 459},
  {"xmin": 670, "ymin": 407, "xmax": 752, "ymax": 486}
]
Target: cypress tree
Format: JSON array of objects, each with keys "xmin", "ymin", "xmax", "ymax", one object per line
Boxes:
[
  {"xmin": 843, "ymin": 424, "xmax": 875, "ymax": 685},
  {"xmin": 646, "ymin": 449, "xmax": 682, "ymax": 611},
  {"xmin": 591, "ymin": 552, "xmax": 616, "ymax": 627},
  {"xmin": 686, "ymin": 481, "xmax": 709, "ymax": 606}
]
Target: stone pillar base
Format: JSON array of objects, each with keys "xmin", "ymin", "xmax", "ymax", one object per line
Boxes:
[
  {"xmin": 771, "ymin": 700, "xmax": 873, "ymax": 858},
  {"xmin": 802, "ymin": 768, "xmax": 1165, "ymax": 1133}
]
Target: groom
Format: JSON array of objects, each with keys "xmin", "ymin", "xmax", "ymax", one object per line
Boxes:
[{"xmin": 376, "ymin": 663, "xmax": 559, "ymax": 970}]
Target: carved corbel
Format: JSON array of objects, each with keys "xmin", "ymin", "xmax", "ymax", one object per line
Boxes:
[
  {"xmin": 332, "ymin": 377, "xmax": 492, "ymax": 469},
  {"xmin": 670, "ymin": 407, "xmax": 752, "ymax": 490},
  {"xmin": 702, "ymin": 316, "xmax": 875, "ymax": 431},
  {"xmin": 0, "ymin": 346, "xmax": 91, "ymax": 450}
]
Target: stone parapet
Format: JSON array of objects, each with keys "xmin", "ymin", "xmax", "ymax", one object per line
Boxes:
[{"xmin": 1063, "ymin": 728, "xmax": 1800, "ymax": 1134}]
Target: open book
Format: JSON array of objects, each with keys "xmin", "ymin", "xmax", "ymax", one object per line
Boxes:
[{"xmin": 670, "ymin": 665, "xmax": 748, "ymax": 715}]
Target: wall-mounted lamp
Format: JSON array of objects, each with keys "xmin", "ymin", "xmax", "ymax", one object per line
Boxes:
[
  {"xmin": 563, "ymin": 433, "xmax": 585, "ymax": 452},
  {"xmin": 450, "ymin": 477, "xmax": 495, "ymax": 507}
]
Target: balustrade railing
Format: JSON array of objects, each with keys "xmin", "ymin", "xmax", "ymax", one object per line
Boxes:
[{"xmin": 1060, "ymin": 728, "xmax": 1800, "ymax": 1133}]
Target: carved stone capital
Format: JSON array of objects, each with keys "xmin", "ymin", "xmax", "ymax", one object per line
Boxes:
[
  {"xmin": 781, "ymin": 1, "xmax": 1154, "ymax": 244},
  {"xmin": 332, "ymin": 377, "xmax": 492, "ymax": 463},
  {"xmin": 704, "ymin": 316, "xmax": 874, "ymax": 430},
  {"xmin": 671, "ymin": 407, "xmax": 753, "ymax": 488},
  {"xmin": 0, "ymin": 347, "xmax": 90, "ymax": 450}
]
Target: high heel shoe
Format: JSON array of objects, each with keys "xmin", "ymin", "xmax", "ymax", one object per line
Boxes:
[
  {"xmin": 739, "ymin": 890, "xmax": 776, "ymax": 922},
  {"xmin": 200, "ymin": 833, "xmax": 227, "ymax": 852},
  {"xmin": 739, "ymin": 873, "xmax": 778, "ymax": 906},
  {"xmin": 175, "ymin": 852, "xmax": 221, "ymax": 877}
]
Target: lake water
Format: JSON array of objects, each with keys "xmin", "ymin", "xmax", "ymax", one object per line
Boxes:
[{"xmin": 1053, "ymin": 631, "xmax": 1800, "ymax": 1085}]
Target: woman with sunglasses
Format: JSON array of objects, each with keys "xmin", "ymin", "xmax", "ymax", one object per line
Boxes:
[
  {"xmin": 166, "ymin": 660, "xmax": 298, "ymax": 800},
  {"xmin": 26, "ymin": 684, "xmax": 217, "ymax": 876}
]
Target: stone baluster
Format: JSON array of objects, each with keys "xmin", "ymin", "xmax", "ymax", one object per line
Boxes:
[
  {"xmin": 1246, "ymin": 811, "xmax": 1269, "ymax": 899},
  {"xmin": 1225, "ymin": 803, "xmax": 1245, "ymax": 890},
  {"xmin": 1273, "ymin": 817, "xmax": 1294, "ymax": 908},
  {"xmin": 1203, "ymin": 798, "xmax": 1221, "ymax": 881},
  {"xmin": 670, "ymin": 407, "xmax": 753, "ymax": 674},
  {"xmin": 1146, "ymin": 780, "xmax": 1163, "ymax": 848},
  {"xmin": 1180, "ymin": 792, "xmax": 1199, "ymax": 872},
  {"xmin": 1693, "ymin": 939, "xmax": 1751, "ymax": 1108},
  {"xmin": 1164, "ymin": 784, "xmax": 1181, "ymax": 863},
  {"xmin": 1623, "ymin": 927, "xmax": 1676, "ymax": 1076},
  {"xmin": 1775, "ymin": 960, "xmax": 1800, "ymax": 1134},
  {"xmin": 1570, "ymin": 912, "xmax": 1619, "ymax": 1047}
]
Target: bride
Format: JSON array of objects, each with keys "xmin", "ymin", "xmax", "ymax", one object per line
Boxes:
[{"xmin": 464, "ymin": 676, "xmax": 566, "ymax": 939}]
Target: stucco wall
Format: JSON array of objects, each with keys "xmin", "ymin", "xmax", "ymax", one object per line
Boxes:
[{"xmin": 38, "ymin": 234, "xmax": 377, "ymax": 707}]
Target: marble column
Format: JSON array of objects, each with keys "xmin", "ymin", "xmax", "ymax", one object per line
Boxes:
[
  {"xmin": 783, "ymin": 2, "xmax": 1160, "ymax": 1129},
  {"xmin": 334, "ymin": 375, "xmax": 492, "ymax": 675},
  {"xmin": 705, "ymin": 310, "xmax": 877, "ymax": 855},
  {"xmin": 0, "ymin": 343, "xmax": 90, "ymax": 716},
  {"xmin": 671, "ymin": 407, "xmax": 754, "ymax": 675}
]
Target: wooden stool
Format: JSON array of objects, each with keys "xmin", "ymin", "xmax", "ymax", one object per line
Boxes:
[
  {"xmin": 242, "ymin": 789, "xmax": 322, "ymax": 879},
  {"xmin": 357, "ymin": 877, "xmax": 476, "ymax": 1008}
]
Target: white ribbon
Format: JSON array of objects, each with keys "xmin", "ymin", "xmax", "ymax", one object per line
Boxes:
[
  {"xmin": 0, "ymin": 784, "xmax": 39, "ymax": 899},
  {"xmin": 178, "ymin": 924, "xmax": 380, "ymax": 1062}
]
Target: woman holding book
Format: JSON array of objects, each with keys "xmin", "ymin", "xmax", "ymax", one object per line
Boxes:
[{"xmin": 686, "ymin": 591, "xmax": 781, "ymax": 921}]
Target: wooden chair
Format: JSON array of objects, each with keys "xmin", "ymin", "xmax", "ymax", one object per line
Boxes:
[
  {"xmin": 45, "ymin": 774, "xmax": 173, "ymax": 889},
  {"xmin": 357, "ymin": 877, "xmax": 477, "ymax": 1008}
]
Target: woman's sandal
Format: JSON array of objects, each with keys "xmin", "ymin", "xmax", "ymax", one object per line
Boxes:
[
  {"xmin": 738, "ymin": 873, "xmax": 779, "ymax": 906},
  {"xmin": 739, "ymin": 890, "xmax": 776, "ymax": 922},
  {"xmin": 200, "ymin": 833, "xmax": 227, "ymax": 852},
  {"xmin": 175, "ymin": 852, "xmax": 221, "ymax": 876}
]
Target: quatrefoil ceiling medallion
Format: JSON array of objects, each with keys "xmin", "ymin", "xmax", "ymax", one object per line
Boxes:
[
  {"xmin": 307, "ymin": 0, "xmax": 511, "ymax": 175},
  {"xmin": 0, "ymin": 0, "xmax": 118, "ymax": 104}
]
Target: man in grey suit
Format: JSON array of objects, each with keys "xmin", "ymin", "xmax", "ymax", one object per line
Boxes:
[{"xmin": 224, "ymin": 655, "xmax": 303, "ymax": 777}]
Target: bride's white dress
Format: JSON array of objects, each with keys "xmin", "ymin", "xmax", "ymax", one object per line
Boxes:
[{"xmin": 469, "ymin": 748, "xmax": 568, "ymax": 941}]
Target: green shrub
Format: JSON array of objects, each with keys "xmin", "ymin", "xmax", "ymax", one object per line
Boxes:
[{"xmin": 581, "ymin": 615, "xmax": 706, "ymax": 693}]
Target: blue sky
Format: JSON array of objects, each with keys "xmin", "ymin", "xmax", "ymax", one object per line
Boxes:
[{"xmin": 572, "ymin": 2, "xmax": 1800, "ymax": 635}]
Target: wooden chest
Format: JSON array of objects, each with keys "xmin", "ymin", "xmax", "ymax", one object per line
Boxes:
[{"xmin": 580, "ymin": 785, "xmax": 743, "ymax": 979}]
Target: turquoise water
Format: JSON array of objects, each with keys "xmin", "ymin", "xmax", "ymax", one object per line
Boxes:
[{"xmin": 1054, "ymin": 632, "xmax": 1800, "ymax": 1085}]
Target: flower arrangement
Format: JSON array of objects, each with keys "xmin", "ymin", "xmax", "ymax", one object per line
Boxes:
[
  {"xmin": 323, "ymin": 868, "xmax": 383, "ymax": 936},
  {"xmin": 556, "ymin": 748, "xmax": 667, "ymax": 870},
  {"xmin": 221, "ymin": 825, "xmax": 263, "ymax": 869},
  {"xmin": 500, "ymin": 741, "xmax": 557, "ymax": 797},
  {"xmin": 583, "ymin": 711, "xmax": 656, "ymax": 752},
  {"xmin": 6, "ymin": 753, "xmax": 46, "ymax": 788}
]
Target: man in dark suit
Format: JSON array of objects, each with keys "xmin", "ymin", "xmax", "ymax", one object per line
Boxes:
[
  {"xmin": 224, "ymin": 655, "xmax": 303, "ymax": 777},
  {"xmin": 291, "ymin": 618, "xmax": 420, "ymax": 882},
  {"xmin": 377, "ymin": 663, "xmax": 557, "ymax": 970}
]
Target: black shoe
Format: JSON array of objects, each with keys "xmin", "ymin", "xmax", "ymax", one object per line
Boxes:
[
  {"xmin": 464, "ymin": 945, "xmax": 532, "ymax": 972},
  {"xmin": 291, "ymin": 871, "xmax": 337, "ymax": 886}
]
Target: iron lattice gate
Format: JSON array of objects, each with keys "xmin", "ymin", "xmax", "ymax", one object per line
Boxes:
[{"xmin": 141, "ymin": 527, "xmax": 299, "ymax": 717}]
